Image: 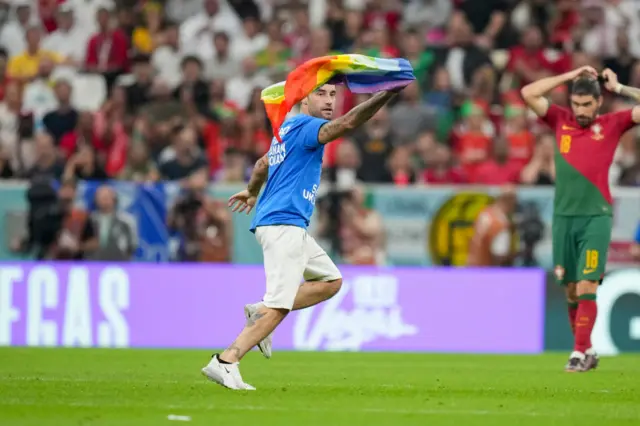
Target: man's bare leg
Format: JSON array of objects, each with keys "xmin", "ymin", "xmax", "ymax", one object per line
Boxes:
[
  {"xmin": 292, "ymin": 278, "xmax": 342, "ymax": 310},
  {"xmin": 220, "ymin": 307, "xmax": 288, "ymax": 363}
]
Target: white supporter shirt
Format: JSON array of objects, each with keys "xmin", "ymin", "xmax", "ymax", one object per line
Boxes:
[
  {"xmin": 225, "ymin": 73, "xmax": 272, "ymax": 110},
  {"xmin": 0, "ymin": 21, "xmax": 28, "ymax": 58},
  {"xmin": 152, "ymin": 46, "xmax": 183, "ymax": 89},
  {"xmin": 42, "ymin": 27, "xmax": 91, "ymax": 64},
  {"xmin": 231, "ymin": 34, "xmax": 268, "ymax": 60},
  {"xmin": 22, "ymin": 79, "xmax": 58, "ymax": 121},
  {"xmin": 180, "ymin": 10, "xmax": 243, "ymax": 60},
  {"xmin": 66, "ymin": 0, "xmax": 112, "ymax": 36}
]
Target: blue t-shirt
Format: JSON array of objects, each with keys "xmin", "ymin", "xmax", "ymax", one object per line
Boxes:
[
  {"xmin": 635, "ymin": 222, "xmax": 640, "ymax": 244},
  {"xmin": 250, "ymin": 114, "xmax": 328, "ymax": 232}
]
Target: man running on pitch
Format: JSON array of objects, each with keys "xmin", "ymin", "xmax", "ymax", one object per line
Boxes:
[
  {"xmin": 521, "ymin": 66, "xmax": 640, "ymax": 372},
  {"xmin": 201, "ymin": 84, "xmax": 400, "ymax": 389}
]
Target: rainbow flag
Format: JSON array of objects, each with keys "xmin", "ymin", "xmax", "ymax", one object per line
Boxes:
[{"xmin": 261, "ymin": 54, "xmax": 415, "ymax": 142}]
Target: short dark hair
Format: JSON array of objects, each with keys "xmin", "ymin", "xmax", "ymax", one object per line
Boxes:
[
  {"xmin": 571, "ymin": 77, "xmax": 601, "ymax": 99},
  {"xmin": 0, "ymin": 47, "xmax": 7, "ymax": 59},
  {"xmin": 181, "ymin": 55, "xmax": 203, "ymax": 69}
]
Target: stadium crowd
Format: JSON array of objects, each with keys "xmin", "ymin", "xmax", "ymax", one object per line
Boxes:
[{"xmin": 0, "ymin": 0, "xmax": 639, "ymax": 189}]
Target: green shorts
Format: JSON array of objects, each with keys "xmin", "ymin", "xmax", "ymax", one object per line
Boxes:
[{"xmin": 552, "ymin": 215, "xmax": 612, "ymax": 285}]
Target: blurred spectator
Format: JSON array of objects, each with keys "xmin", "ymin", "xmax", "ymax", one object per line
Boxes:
[
  {"xmin": 389, "ymin": 81, "xmax": 438, "ymax": 145},
  {"xmin": 116, "ymin": 7, "xmax": 136, "ymax": 45},
  {"xmin": 50, "ymin": 179, "xmax": 98, "ymax": 260},
  {"xmin": 403, "ymin": 0, "xmax": 451, "ymax": 34},
  {"xmin": 152, "ymin": 21, "xmax": 183, "ymax": 89},
  {"xmin": 26, "ymin": 132, "xmax": 65, "ymax": 180},
  {"xmin": 232, "ymin": 15, "xmax": 268, "ymax": 60},
  {"xmin": 118, "ymin": 142, "xmax": 159, "ymax": 182},
  {"xmin": 364, "ymin": 0, "xmax": 400, "ymax": 35},
  {"xmin": 168, "ymin": 172, "xmax": 232, "ymax": 262},
  {"xmin": 467, "ymin": 185, "xmax": 518, "ymax": 266},
  {"xmin": 421, "ymin": 143, "xmax": 467, "ymax": 184},
  {"xmin": 0, "ymin": 81, "xmax": 22, "ymax": 169},
  {"xmin": 255, "ymin": 19, "xmax": 291, "ymax": 78},
  {"xmin": 511, "ymin": 0, "xmax": 553, "ymax": 35},
  {"xmin": 132, "ymin": 2, "xmax": 165, "ymax": 55},
  {"xmin": 520, "ymin": 132, "xmax": 556, "ymax": 186},
  {"xmin": 213, "ymin": 147, "xmax": 249, "ymax": 182},
  {"xmin": 158, "ymin": 124, "xmax": 208, "ymax": 181},
  {"xmin": 401, "ymin": 29, "xmax": 435, "ymax": 90},
  {"xmin": 424, "ymin": 67, "xmax": 455, "ymax": 141},
  {"xmin": 384, "ymin": 145, "xmax": 416, "ymax": 185},
  {"xmin": 502, "ymin": 103, "xmax": 534, "ymax": 169},
  {"xmin": 286, "ymin": 6, "xmax": 312, "ymax": 59},
  {"xmin": 63, "ymin": 143, "xmax": 108, "ymax": 181},
  {"xmin": 85, "ymin": 4, "xmax": 129, "ymax": 89},
  {"xmin": 296, "ymin": 27, "xmax": 336, "ymax": 65},
  {"xmin": 435, "ymin": 12, "xmax": 495, "ymax": 99},
  {"xmin": 59, "ymin": 111, "xmax": 106, "ymax": 160},
  {"xmin": 0, "ymin": 1, "xmax": 34, "ymax": 58},
  {"xmin": 42, "ymin": 4, "xmax": 90, "ymax": 66},
  {"xmin": 455, "ymin": 0, "xmax": 510, "ymax": 49},
  {"xmin": 454, "ymin": 100, "xmax": 493, "ymax": 177},
  {"xmin": 8, "ymin": 25, "xmax": 63, "ymax": 82},
  {"xmin": 90, "ymin": 185, "xmax": 138, "ymax": 261},
  {"xmin": 42, "ymin": 79, "xmax": 78, "ymax": 144},
  {"xmin": 205, "ymin": 31, "xmax": 242, "ymax": 80},
  {"xmin": 505, "ymin": 25, "xmax": 570, "ymax": 89},
  {"xmin": 471, "ymin": 139, "xmax": 520, "ymax": 185},
  {"xmin": 602, "ymin": 30, "xmax": 638, "ymax": 87},
  {"xmin": 338, "ymin": 185, "xmax": 385, "ymax": 265},
  {"xmin": 325, "ymin": 138, "xmax": 362, "ymax": 190},
  {"xmin": 174, "ymin": 56, "xmax": 210, "ymax": 113},
  {"xmin": 225, "ymin": 56, "xmax": 271, "ymax": 110},
  {"xmin": 21, "ymin": 58, "xmax": 58, "ymax": 121},
  {"xmin": 610, "ymin": 115, "xmax": 637, "ymax": 185},
  {"xmin": 618, "ymin": 137, "xmax": 640, "ymax": 187},
  {"xmin": 180, "ymin": 0, "xmax": 243, "ymax": 58},
  {"xmin": 351, "ymin": 106, "xmax": 393, "ymax": 183},
  {"xmin": 580, "ymin": 1, "xmax": 628, "ymax": 59},
  {"xmin": 125, "ymin": 55, "xmax": 154, "ymax": 114},
  {"xmin": 0, "ymin": 48, "xmax": 9, "ymax": 101}
]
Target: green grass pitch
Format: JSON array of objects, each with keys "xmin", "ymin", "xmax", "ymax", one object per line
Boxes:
[{"xmin": 1, "ymin": 348, "xmax": 639, "ymax": 426}]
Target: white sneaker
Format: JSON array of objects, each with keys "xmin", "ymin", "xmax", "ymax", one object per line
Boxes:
[
  {"xmin": 201, "ymin": 355, "xmax": 256, "ymax": 391},
  {"xmin": 245, "ymin": 303, "xmax": 272, "ymax": 359}
]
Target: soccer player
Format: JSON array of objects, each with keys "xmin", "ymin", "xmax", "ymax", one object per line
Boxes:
[
  {"xmin": 201, "ymin": 84, "xmax": 401, "ymax": 390},
  {"xmin": 521, "ymin": 66, "xmax": 640, "ymax": 372}
]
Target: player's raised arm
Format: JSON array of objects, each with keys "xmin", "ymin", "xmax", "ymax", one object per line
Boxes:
[
  {"xmin": 521, "ymin": 66, "xmax": 598, "ymax": 117},
  {"xmin": 318, "ymin": 90, "xmax": 398, "ymax": 144},
  {"xmin": 602, "ymin": 68, "xmax": 640, "ymax": 124}
]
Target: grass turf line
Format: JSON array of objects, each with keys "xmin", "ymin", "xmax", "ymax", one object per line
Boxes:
[{"xmin": 1, "ymin": 348, "xmax": 639, "ymax": 426}]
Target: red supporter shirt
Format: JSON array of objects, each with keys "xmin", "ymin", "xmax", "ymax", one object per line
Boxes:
[
  {"xmin": 470, "ymin": 159, "xmax": 521, "ymax": 185},
  {"xmin": 59, "ymin": 131, "xmax": 108, "ymax": 159},
  {"xmin": 85, "ymin": 30, "xmax": 130, "ymax": 71},
  {"xmin": 422, "ymin": 167, "xmax": 467, "ymax": 184},
  {"xmin": 507, "ymin": 47, "xmax": 572, "ymax": 86},
  {"xmin": 455, "ymin": 132, "xmax": 492, "ymax": 177},
  {"xmin": 364, "ymin": 11, "xmax": 400, "ymax": 33},
  {"xmin": 506, "ymin": 131, "xmax": 535, "ymax": 169}
]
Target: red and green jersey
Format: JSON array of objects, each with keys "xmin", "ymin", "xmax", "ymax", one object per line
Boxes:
[{"xmin": 541, "ymin": 105, "xmax": 635, "ymax": 216}]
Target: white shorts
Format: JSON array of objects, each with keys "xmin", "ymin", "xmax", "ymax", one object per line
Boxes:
[{"xmin": 255, "ymin": 225, "xmax": 342, "ymax": 310}]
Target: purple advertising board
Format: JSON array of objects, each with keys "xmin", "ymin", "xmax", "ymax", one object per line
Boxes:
[{"xmin": 0, "ymin": 263, "xmax": 546, "ymax": 353}]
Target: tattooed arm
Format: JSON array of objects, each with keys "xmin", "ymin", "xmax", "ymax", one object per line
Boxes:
[
  {"xmin": 318, "ymin": 91, "xmax": 397, "ymax": 144},
  {"xmin": 602, "ymin": 68, "xmax": 640, "ymax": 124},
  {"xmin": 247, "ymin": 154, "xmax": 269, "ymax": 196}
]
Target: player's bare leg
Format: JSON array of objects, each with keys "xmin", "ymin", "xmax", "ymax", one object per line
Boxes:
[{"xmin": 245, "ymin": 278, "xmax": 343, "ymax": 358}]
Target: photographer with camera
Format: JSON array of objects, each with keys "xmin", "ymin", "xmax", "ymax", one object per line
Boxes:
[
  {"xmin": 167, "ymin": 173, "xmax": 231, "ymax": 262},
  {"xmin": 12, "ymin": 177, "xmax": 98, "ymax": 260}
]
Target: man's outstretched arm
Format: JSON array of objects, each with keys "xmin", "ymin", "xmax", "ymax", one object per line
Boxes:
[
  {"xmin": 318, "ymin": 91, "xmax": 397, "ymax": 144},
  {"xmin": 521, "ymin": 66, "xmax": 598, "ymax": 117},
  {"xmin": 247, "ymin": 154, "xmax": 269, "ymax": 196}
]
